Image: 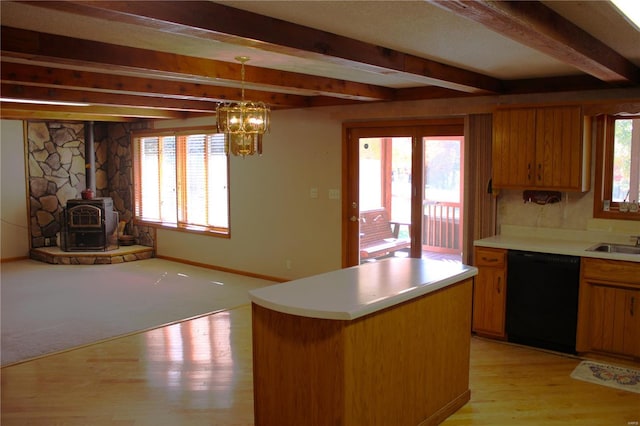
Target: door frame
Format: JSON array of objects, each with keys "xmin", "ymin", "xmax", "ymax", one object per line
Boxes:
[{"xmin": 342, "ymin": 118, "xmax": 464, "ymax": 267}]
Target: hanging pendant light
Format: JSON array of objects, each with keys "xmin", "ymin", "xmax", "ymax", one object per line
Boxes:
[{"xmin": 216, "ymin": 56, "xmax": 270, "ymax": 156}]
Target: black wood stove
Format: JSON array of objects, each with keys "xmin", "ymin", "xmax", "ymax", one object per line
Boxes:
[{"xmin": 61, "ymin": 197, "xmax": 118, "ymax": 251}]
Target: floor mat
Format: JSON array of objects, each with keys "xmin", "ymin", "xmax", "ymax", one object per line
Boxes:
[{"xmin": 570, "ymin": 360, "xmax": 640, "ymax": 394}]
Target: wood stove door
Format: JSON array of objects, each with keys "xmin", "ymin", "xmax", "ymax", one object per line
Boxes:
[{"xmin": 63, "ymin": 204, "xmax": 107, "ymax": 251}]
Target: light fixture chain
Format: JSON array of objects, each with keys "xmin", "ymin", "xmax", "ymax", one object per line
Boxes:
[{"xmin": 241, "ymin": 60, "xmax": 245, "ymax": 101}]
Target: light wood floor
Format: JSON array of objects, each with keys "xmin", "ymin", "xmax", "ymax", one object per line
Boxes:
[{"xmin": 2, "ymin": 304, "xmax": 639, "ymax": 426}]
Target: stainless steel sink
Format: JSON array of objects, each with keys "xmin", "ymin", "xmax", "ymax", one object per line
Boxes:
[{"xmin": 587, "ymin": 243, "xmax": 640, "ymax": 255}]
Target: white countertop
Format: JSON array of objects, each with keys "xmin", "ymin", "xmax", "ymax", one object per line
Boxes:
[
  {"xmin": 249, "ymin": 258, "xmax": 478, "ymax": 320},
  {"xmin": 474, "ymin": 234, "xmax": 640, "ymax": 263}
]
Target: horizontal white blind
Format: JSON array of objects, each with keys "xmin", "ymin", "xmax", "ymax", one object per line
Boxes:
[{"xmin": 133, "ymin": 130, "xmax": 228, "ymax": 233}]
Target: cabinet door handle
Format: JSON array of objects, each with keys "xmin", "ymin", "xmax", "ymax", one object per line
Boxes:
[
  {"xmin": 537, "ymin": 163, "xmax": 542, "ymax": 181},
  {"xmin": 631, "ymin": 296, "xmax": 635, "ymax": 316},
  {"xmin": 527, "ymin": 163, "xmax": 531, "ymax": 181},
  {"xmin": 496, "ymin": 276, "xmax": 502, "ymax": 294},
  {"xmin": 481, "ymin": 256, "xmax": 498, "ymax": 263}
]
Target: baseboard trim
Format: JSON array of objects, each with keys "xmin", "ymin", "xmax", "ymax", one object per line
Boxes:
[
  {"xmin": 155, "ymin": 254, "xmax": 287, "ymax": 283},
  {"xmin": 418, "ymin": 389, "xmax": 471, "ymax": 426},
  {"xmin": 1, "ymin": 255, "xmax": 30, "ymax": 263}
]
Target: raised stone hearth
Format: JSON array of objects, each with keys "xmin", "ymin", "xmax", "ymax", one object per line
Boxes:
[{"xmin": 30, "ymin": 245, "xmax": 154, "ymax": 265}]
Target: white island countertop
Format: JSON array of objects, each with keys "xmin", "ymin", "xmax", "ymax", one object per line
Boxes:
[{"xmin": 249, "ymin": 258, "xmax": 477, "ymax": 320}]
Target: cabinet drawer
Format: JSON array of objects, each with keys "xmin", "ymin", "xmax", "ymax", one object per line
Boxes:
[
  {"xmin": 582, "ymin": 258, "xmax": 640, "ymax": 285},
  {"xmin": 475, "ymin": 248, "xmax": 506, "ymax": 267}
]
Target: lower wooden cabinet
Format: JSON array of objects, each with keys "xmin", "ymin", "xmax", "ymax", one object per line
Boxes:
[
  {"xmin": 472, "ymin": 250, "xmax": 640, "ymax": 359},
  {"xmin": 472, "ymin": 247, "xmax": 507, "ymax": 338},
  {"xmin": 576, "ymin": 258, "xmax": 640, "ymax": 360}
]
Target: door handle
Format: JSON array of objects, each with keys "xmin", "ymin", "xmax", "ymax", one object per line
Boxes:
[
  {"xmin": 537, "ymin": 163, "xmax": 542, "ymax": 181},
  {"xmin": 350, "ymin": 216, "xmax": 360, "ymax": 222}
]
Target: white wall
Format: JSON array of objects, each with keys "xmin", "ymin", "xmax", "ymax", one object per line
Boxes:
[
  {"xmin": 155, "ymin": 108, "xmax": 343, "ymax": 280},
  {"xmin": 1, "ymin": 120, "xmax": 29, "ymax": 260}
]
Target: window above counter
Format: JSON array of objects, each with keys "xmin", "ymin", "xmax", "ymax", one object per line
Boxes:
[{"xmin": 593, "ymin": 113, "xmax": 640, "ymax": 221}]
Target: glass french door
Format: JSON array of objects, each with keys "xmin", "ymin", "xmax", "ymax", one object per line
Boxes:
[
  {"xmin": 344, "ymin": 121, "xmax": 464, "ymax": 267},
  {"xmin": 422, "ymin": 136, "xmax": 463, "ymax": 254}
]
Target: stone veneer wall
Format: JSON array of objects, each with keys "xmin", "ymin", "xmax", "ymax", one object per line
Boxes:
[
  {"xmin": 106, "ymin": 122, "xmax": 155, "ymax": 247},
  {"xmin": 26, "ymin": 121, "xmax": 155, "ymax": 250}
]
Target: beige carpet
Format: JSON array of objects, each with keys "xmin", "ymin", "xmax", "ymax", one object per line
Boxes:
[
  {"xmin": 571, "ymin": 360, "xmax": 640, "ymax": 394},
  {"xmin": 1, "ymin": 258, "xmax": 274, "ymax": 366}
]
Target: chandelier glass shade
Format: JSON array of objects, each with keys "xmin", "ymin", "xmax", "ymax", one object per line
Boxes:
[
  {"xmin": 216, "ymin": 57, "xmax": 270, "ymax": 156},
  {"xmin": 217, "ymin": 101, "xmax": 269, "ymax": 156}
]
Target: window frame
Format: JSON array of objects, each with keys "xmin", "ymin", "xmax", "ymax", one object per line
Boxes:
[
  {"xmin": 593, "ymin": 114, "xmax": 640, "ymax": 221},
  {"xmin": 132, "ymin": 126, "xmax": 231, "ymax": 237}
]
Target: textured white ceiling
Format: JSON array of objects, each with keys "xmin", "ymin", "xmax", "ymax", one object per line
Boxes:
[{"xmin": 2, "ymin": 0, "xmax": 639, "ymax": 89}]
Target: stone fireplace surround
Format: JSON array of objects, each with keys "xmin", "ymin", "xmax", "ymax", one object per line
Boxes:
[{"xmin": 26, "ymin": 121, "xmax": 155, "ymax": 264}]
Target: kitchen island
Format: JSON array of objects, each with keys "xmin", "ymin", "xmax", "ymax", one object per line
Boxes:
[{"xmin": 249, "ymin": 258, "xmax": 478, "ymax": 426}]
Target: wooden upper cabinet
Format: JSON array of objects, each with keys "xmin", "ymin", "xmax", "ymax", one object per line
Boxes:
[
  {"xmin": 492, "ymin": 106, "xmax": 590, "ymax": 192},
  {"xmin": 492, "ymin": 108, "xmax": 536, "ymax": 187},
  {"xmin": 535, "ymin": 107, "xmax": 586, "ymax": 189}
]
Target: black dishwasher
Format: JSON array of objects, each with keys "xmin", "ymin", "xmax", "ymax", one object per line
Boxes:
[{"xmin": 506, "ymin": 250, "xmax": 580, "ymax": 354}]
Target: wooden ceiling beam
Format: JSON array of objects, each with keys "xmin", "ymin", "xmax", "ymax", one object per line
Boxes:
[
  {"xmin": 0, "ymin": 26, "xmax": 391, "ymax": 102},
  {"xmin": 428, "ymin": 0, "xmax": 640, "ymax": 85},
  {"xmin": 25, "ymin": 0, "xmax": 503, "ymax": 94},
  {"xmin": 0, "ymin": 61, "xmax": 311, "ymax": 108},
  {"xmin": 501, "ymin": 74, "xmax": 613, "ymax": 94},
  {"xmin": 0, "ymin": 107, "xmax": 134, "ymax": 121},
  {"xmin": 0, "ymin": 102, "xmax": 190, "ymax": 121},
  {"xmin": 0, "ymin": 83, "xmax": 218, "ymax": 113},
  {"xmin": 393, "ymin": 86, "xmax": 473, "ymax": 102}
]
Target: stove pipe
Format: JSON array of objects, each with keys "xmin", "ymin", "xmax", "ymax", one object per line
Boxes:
[{"xmin": 84, "ymin": 121, "xmax": 96, "ymax": 194}]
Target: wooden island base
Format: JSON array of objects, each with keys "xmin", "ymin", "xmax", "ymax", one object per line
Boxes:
[{"xmin": 252, "ymin": 278, "xmax": 473, "ymax": 426}]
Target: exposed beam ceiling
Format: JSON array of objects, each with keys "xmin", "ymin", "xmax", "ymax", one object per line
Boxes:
[
  {"xmin": 1, "ymin": 0, "xmax": 639, "ymax": 122},
  {"xmin": 428, "ymin": 0, "xmax": 639, "ymax": 84}
]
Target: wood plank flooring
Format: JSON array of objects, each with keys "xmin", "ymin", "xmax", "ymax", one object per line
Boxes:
[{"xmin": 2, "ymin": 304, "xmax": 639, "ymax": 425}]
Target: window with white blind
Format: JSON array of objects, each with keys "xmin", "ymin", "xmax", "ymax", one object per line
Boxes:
[{"xmin": 133, "ymin": 129, "xmax": 229, "ymax": 234}]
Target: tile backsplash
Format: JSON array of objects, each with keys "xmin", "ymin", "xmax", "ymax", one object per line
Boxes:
[
  {"xmin": 497, "ymin": 189, "xmax": 640, "ymax": 240},
  {"xmin": 497, "ymin": 189, "xmax": 593, "ymax": 231}
]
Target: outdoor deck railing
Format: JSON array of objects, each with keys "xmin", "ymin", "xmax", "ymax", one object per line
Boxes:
[{"xmin": 423, "ymin": 202, "xmax": 461, "ymax": 252}]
